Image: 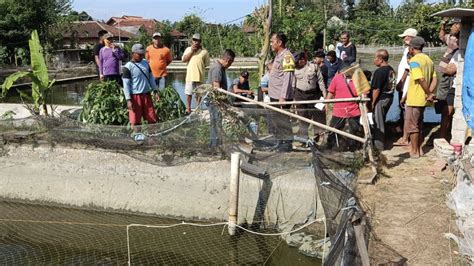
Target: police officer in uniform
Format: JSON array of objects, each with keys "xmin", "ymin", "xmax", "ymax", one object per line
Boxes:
[{"xmin": 268, "ymin": 32, "xmax": 296, "ymax": 151}]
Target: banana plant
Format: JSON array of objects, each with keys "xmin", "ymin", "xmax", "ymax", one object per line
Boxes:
[{"xmin": 1, "ymin": 30, "xmax": 55, "ymax": 115}]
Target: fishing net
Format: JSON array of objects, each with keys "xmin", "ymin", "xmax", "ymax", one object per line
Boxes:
[{"xmin": 0, "ymin": 86, "xmax": 403, "ymax": 264}]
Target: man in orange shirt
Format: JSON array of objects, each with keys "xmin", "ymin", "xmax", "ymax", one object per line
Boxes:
[{"xmin": 146, "ymin": 32, "xmax": 173, "ymax": 89}]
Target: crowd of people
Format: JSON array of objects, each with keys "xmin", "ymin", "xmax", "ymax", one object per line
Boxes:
[{"xmin": 91, "ymin": 17, "xmax": 461, "ymax": 154}]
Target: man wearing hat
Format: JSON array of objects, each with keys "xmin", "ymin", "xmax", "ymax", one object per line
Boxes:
[
  {"xmin": 146, "ymin": 32, "xmax": 173, "ymax": 89},
  {"xmin": 99, "ymin": 33, "xmax": 125, "ymax": 86},
  {"xmin": 122, "ymin": 43, "xmax": 160, "ymax": 135},
  {"xmin": 436, "ymin": 17, "xmax": 461, "ymax": 140},
  {"xmin": 394, "ymin": 28, "xmax": 417, "ymax": 146},
  {"xmin": 405, "ymin": 36, "xmax": 437, "ymax": 157},
  {"xmin": 182, "ymin": 33, "xmax": 210, "ymax": 115}
]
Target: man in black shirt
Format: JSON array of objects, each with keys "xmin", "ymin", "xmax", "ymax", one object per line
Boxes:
[
  {"xmin": 371, "ymin": 49, "xmax": 396, "ymax": 150},
  {"xmin": 93, "ymin": 30, "xmax": 108, "ymax": 78},
  {"xmin": 338, "ymin": 31, "xmax": 357, "ymax": 65}
]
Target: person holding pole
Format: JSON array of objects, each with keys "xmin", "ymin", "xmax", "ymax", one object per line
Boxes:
[
  {"xmin": 207, "ymin": 49, "xmax": 236, "ymax": 148},
  {"xmin": 325, "ymin": 63, "xmax": 361, "ymax": 151}
]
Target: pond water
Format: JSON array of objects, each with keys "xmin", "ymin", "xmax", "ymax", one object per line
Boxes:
[{"xmin": 0, "ymin": 201, "xmax": 321, "ymax": 265}]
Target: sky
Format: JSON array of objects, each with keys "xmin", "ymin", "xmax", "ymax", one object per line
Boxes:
[{"xmin": 71, "ymin": 0, "xmax": 440, "ymax": 24}]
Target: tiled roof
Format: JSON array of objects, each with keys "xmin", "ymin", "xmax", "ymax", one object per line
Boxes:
[
  {"xmin": 65, "ymin": 21, "xmax": 136, "ymax": 39},
  {"xmin": 106, "ymin": 15, "xmax": 186, "ymax": 38}
]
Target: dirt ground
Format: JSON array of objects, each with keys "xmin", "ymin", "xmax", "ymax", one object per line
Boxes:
[{"xmin": 358, "ymin": 128, "xmax": 464, "ymax": 264}]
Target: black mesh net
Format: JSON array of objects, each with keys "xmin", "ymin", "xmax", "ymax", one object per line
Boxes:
[{"xmin": 0, "ymin": 89, "xmax": 404, "ymax": 264}]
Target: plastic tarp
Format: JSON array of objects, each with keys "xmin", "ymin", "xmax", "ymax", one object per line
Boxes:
[{"xmin": 446, "ymin": 167, "xmax": 474, "ymax": 258}]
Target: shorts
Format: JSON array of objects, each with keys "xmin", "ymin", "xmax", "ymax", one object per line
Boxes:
[
  {"xmin": 155, "ymin": 76, "xmax": 166, "ymax": 90},
  {"xmin": 434, "ymin": 90, "xmax": 455, "ymax": 114},
  {"xmin": 128, "ymin": 93, "xmax": 157, "ymax": 126},
  {"xmin": 405, "ymin": 106, "xmax": 424, "ymax": 134},
  {"xmin": 185, "ymin": 81, "xmax": 201, "ymax": 96}
]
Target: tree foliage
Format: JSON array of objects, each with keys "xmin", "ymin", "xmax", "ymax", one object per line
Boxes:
[{"xmin": 0, "ymin": 0, "xmax": 75, "ymax": 64}]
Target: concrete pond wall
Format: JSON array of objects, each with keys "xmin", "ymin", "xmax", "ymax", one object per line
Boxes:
[{"xmin": 0, "ymin": 143, "xmax": 323, "ymax": 227}]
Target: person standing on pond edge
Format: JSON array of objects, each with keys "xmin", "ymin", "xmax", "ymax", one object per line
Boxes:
[
  {"xmin": 325, "ymin": 65, "xmax": 361, "ymax": 151},
  {"xmin": 436, "ymin": 17, "xmax": 461, "ymax": 140},
  {"xmin": 370, "ymin": 49, "xmax": 396, "ymax": 151},
  {"xmin": 268, "ymin": 32, "xmax": 296, "ymax": 152},
  {"xmin": 146, "ymin": 32, "xmax": 173, "ymax": 90},
  {"xmin": 294, "ymin": 51, "xmax": 327, "ymax": 140},
  {"xmin": 324, "ymin": 50, "xmax": 342, "ymax": 87},
  {"xmin": 122, "ymin": 43, "xmax": 160, "ymax": 134},
  {"xmin": 99, "ymin": 33, "xmax": 125, "ymax": 87},
  {"xmin": 405, "ymin": 36, "xmax": 437, "ymax": 158},
  {"xmin": 394, "ymin": 28, "xmax": 418, "ymax": 146},
  {"xmin": 207, "ymin": 49, "xmax": 236, "ymax": 148},
  {"xmin": 93, "ymin": 30, "xmax": 108, "ymax": 78},
  {"xmin": 182, "ymin": 33, "xmax": 210, "ymax": 115}
]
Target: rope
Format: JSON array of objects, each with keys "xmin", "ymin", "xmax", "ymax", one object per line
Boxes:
[
  {"xmin": 126, "ymin": 218, "xmax": 325, "ymax": 265},
  {"xmin": 143, "ymin": 91, "xmax": 210, "ymax": 137}
]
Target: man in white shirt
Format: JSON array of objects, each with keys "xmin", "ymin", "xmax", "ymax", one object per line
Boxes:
[{"xmin": 394, "ymin": 28, "xmax": 417, "ymax": 146}]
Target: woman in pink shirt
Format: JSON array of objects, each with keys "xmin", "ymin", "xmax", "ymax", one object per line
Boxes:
[{"xmin": 325, "ymin": 71, "xmax": 361, "ymax": 150}]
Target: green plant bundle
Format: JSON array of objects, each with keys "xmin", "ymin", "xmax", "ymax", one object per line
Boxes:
[
  {"xmin": 153, "ymin": 86, "xmax": 186, "ymax": 122},
  {"xmin": 79, "ymin": 83, "xmax": 186, "ymax": 126},
  {"xmin": 79, "ymin": 81, "xmax": 128, "ymax": 125}
]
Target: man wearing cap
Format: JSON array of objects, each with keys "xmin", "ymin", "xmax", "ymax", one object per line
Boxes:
[
  {"xmin": 99, "ymin": 33, "xmax": 125, "ymax": 86},
  {"xmin": 146, "ymin": 32, "xmax": 173, "ymax": 89},
  {"xmin": 122, "ymin": 44, "xmax": 160, "ymax": 134},
  {"xmin": 436, "ymin": 17, "xmax": 461, "ymax": 140},
  {"xmin": 294, "ymin": 51, "xmax": 327, "ymax": 140},
  {"xmin": 182, "ymin": 33, "xmax": 210, "ymax": 115},
  {"xmin": 394, "ymin": 28, "xmax": 417, "ymax": 146},
  {"xmin": 231, "ymin": 71, "xmax": 253, "ymax": 102},
  {"xmin": 405, "ymin": 36, "xmax": 437, "ymax": 157},
  {"xmin": 268, "ymin": 32, "xmax": 296, "ymax": 151}
]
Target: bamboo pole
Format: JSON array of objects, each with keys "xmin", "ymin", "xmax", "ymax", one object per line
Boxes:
[
  {"xmin": 358, "ymin": 95, "xmax": 378, "ymax": 182},
  {"xmin": 217, "ymin": 88, "xmax": 366, "ymax": 144},
  {"xmin": 234, "ymin": 97, "xmax": 370, "ymax": 106},
  {"xmin": 228, "ymin": 152, "xmax": 241, "ymax": 236}
]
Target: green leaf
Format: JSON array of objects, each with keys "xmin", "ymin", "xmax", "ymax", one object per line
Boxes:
[{"xmin": 1, "ymin": 71, "xmax": 31, "ymax": 98}]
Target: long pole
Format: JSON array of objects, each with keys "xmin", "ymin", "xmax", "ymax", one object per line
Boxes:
[
  {"xmin": 234, "ymin": 97, "xmax": 370, "ymax": 106},
  {"xmin": 216, "ymin": 88, "xmax": 366, "ymax": 144},
  {"xmin": 228, "ymin": 152, "xmax": 241, "ymax": 236}
]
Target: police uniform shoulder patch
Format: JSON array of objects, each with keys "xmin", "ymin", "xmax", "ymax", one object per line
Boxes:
[{"xmin": 282, "ymin": 52, "xmax": 295, "ymax": 72}]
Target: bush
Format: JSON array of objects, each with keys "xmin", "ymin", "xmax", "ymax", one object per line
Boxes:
[{"xmin": 79, "ymin": 81, "xmax": 186, "ymax": 125}]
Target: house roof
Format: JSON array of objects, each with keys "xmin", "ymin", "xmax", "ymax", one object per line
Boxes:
[
  {"xmin": 432, "ymin": 8, "xmax": 474, "ymax": 18},
  {"xmin": 66, "ymin": 21, "xmax": 136, "ymax": 40},
  {"xmin": 107, "ymin": 15, "xmax": 186, "ymax": 38}
]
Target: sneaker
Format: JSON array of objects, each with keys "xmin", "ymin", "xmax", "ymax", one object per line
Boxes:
[{"xmin": 132, "ymin": 133, "xmax": 145, "ymax": 144}]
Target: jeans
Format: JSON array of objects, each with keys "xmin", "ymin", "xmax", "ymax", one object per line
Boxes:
[{"xmin": 208, "ymin": 103, "xmax": 222, "ymax": 147}]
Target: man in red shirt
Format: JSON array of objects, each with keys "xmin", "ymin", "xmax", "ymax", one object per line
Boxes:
[
  {"xmin": 325, "ymin": 66, "xmax": 361, "ymax": 150},
  {"xmin": 146, "ymin": 32, "xmax": 173, "ymax": 89}
]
